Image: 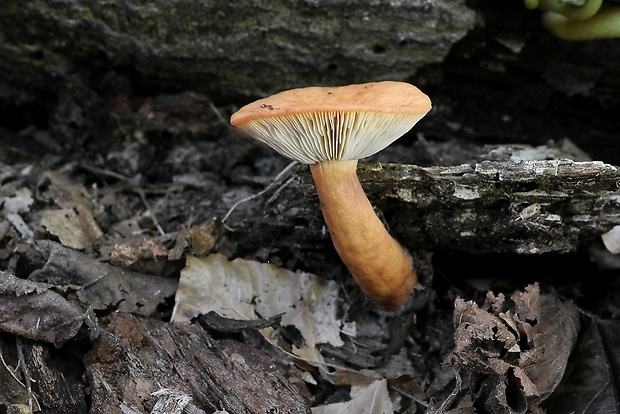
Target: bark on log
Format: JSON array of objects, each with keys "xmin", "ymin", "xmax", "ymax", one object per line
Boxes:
[
  {"xmin": 85, "ymin": 313, "xmax": 309, "ymax": 414},
  {"xmin": 231, "ymin": 159, "xmax": 620, "ymax": 255},
  {"xmin": 2, "ymin": 1, "xmax": 619, "ymax": 167},
  {"xmin": 0, "ymin": 336, "xmax": 88, "ymax": 413},
  {"xmin": 0, "ymin": 0, "xmax": 474, "ymax": 102}
]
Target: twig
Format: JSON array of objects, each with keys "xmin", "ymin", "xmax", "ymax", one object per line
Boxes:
[
  {"xmin": 135, "ymin": 187, "xmax": 166, "ymax": 236},
  {"xmin": 78, "ymin": 163, "xmax": 133, "ymax": 182},
  {"xmin": 15, "ymin": 337, "xmax": 36, "ymax": 413},
  {"xmin": 266, "ymin": 174, "xmax": 298, "ymax": 205},
  {"xmin": 427, "ymin": 371, "xmax": 462, "ymax": 414},
  {"xmin": 79, "ymin": 163, "xmax": 166, "ymax": 235},
  {"xmin": 416, "ymin": 134, "xmax": 441, "ymax": 165},
  {"xmin": 6, "ymin": 212, "xmax": 34, "ymax": 243},
  {"xmin": 82, "ymin": 310, "xmax": 125, "ymax": 349},
  {"xmin": 221, "ymin": 161, "xmax": 299, "ymax": 231},
  {"xmin": 391, "ymin": 384, "xmax": 429, "ymax": 408},
  {"xmin": 208, "ymin": 101, "xmax": 229, "ymax": 125}
]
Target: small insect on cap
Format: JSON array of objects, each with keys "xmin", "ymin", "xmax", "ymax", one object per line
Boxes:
[{"xmin": 230, "ymin": 81, "xmax": 432, "ymax": 164}]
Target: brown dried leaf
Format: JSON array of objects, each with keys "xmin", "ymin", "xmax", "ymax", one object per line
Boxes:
[
  {"xmin": 448, "ymin": 283, "xmax": 579, "ymax": 413},
  {"xmin": 512, "ymin": 285, "xmax": 579, "ymax": 399},
  {"xmin": 109, "ymin": 228, "xmax": 194, "ymax": 275},
  {"xmin": 188, "ymin": 220, "xmax": 217, "ymax": 257},
  {"xmin": 30, "ymin": 240, "xmax": 177, "ymax": 317},
  {"xmin": 544, "ymin": 317, "xmax": 620, "ymax": 413},
  {"xmin": 38, "ymin": 171, "xmax": 103, "ymax": 249},
  {"xmin": 0, "ymin": 272, "xmax": 83, "ymax": 346},
  {"xmin": 110, "ymin": 234, "xmax": 169, "ymax": 273}
]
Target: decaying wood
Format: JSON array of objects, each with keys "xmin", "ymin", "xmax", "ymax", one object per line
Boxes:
[
  {"xmin": 0, "ymin": 336, "xmax": 88, "ymax": 413},
  {"xmin": 234, "ymin": 159, "xmax": 620, "ymax": 255},
  {"xmin": 85, "ymin": 313, "xmax": 309, "ymax": 414},
  {"xmin": 22, "ymin": 342, "xmax": 89, "ymax": 413},
  {"xmin": 0, "ymin": 0, "xmax": 473, "ymax": 102}
]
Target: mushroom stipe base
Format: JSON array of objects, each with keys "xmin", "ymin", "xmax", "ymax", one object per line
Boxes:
[{"xmin": 310, "ymin": 160, "xmax": 417, "ymax": 310}]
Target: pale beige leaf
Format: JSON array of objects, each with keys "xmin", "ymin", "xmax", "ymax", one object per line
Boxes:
[
  {"xmin": 172, "ymin": 254, "xmax": 352, "ymax": 349},
  {"xmin": 41, "ymin": 208, "xmax": 103, "ymax": 250},
  {"xmin": 311, "ymin": 379, "xmax": 393, "ymax": 414}
]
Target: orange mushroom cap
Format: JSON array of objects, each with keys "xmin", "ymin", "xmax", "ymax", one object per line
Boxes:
[{"xmin": 230, "ymin": 81, "xmax": 431, "ymax": 164}]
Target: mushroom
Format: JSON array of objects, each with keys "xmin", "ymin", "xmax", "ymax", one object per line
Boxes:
[{"xmin": 230, "ymin": 81, "xmax": 431, "ymax": 310}]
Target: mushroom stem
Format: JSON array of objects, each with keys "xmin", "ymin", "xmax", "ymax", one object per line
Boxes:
[{"xmin": 310, "ymin": 160, "xmax": 417, "ymax": 310}]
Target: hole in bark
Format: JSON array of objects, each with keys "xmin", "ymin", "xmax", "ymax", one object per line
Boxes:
[
  {"xmin": 293, "ymin": 217, "xmax": 309, "ymax": 228},
  {"xmin": 31, "ymin": 50, "xmax": 44, "ymax": 60},
  {"xmin": 373, "ymin": 44, "xmax": 386, "ymax": 54}
]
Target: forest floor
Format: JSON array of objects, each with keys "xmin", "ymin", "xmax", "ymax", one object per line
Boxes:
[{"xmin": 0, "ymin": 75, "xmax": 619, "ymax": 413}]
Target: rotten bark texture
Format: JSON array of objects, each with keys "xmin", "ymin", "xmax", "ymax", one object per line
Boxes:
[
  {"xmin": 0, "ymin": 0, "xmax": 474, "ymax": 102},
  {"xmin": 85, "ymin": 313, "xmax": 309, "ymax": 414},
  {"xmin": 0, "ymin": 336, "xmax": 88, "ymax": 413},
  {"xmin": 233, "ymin": 160, "xmax": 620, "ymax": 255}
]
